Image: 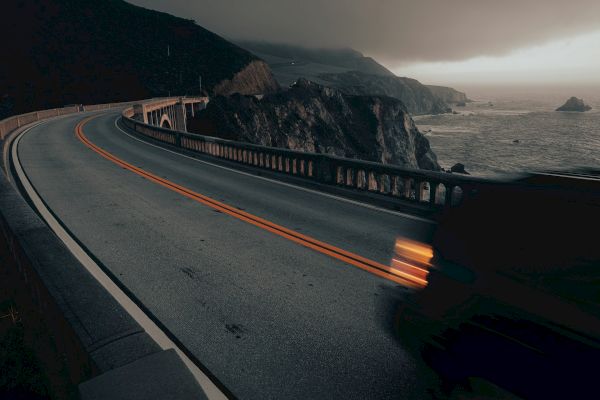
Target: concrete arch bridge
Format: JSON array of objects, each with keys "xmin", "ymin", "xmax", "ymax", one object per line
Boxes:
[{"xmin": 132, "ymin": 97, "xmax": 208, "ymax": 132}]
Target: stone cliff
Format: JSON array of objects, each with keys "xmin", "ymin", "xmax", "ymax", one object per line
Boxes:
[
  {"xmin": 189, "ymin": 79, "xmax": 440, "ymax": 170},
  {"xmin": 213, "ymin": 60, "xmax": 280, "ymax": 96},
  {"xmin": 317, "ymin": 71, "xmax": 449, "ymax": 115}
]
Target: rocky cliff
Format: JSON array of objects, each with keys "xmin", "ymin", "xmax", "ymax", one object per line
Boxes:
[
  {"xmin": 214, "ymin": 60, "xmax": 280, "ymax": 96},
  {"xmin": 426, "ymin": 85, "xmax": 471, "ymax": 104},
  {"xmin": 317, "ymin": 71, "xmax": 449, "ymax": 115},
  {"xmin": 0, "ymin": 0, "xmax": 279, "ymax": 118},
  {"xmin": 236, "ymin": 42, "xmax": 469, "ymax": 115},
  {"xmin": 189, "ymin": 79, "xmax": 440, "ymax": 170}
]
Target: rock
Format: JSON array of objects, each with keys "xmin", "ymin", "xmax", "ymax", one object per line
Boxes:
[
  {"xmin": 450, "ymin": 163, "xmax": 469, "ymax": 175},
  {"xmin": 556, "ymin": 97, "xmax": 592, "ymax": 112},
  {"xmin": 456, "ymin": 101, "xmax": 467, "ymax": 107},
  {"xmin": 213, "ymin": 60, "xmax": 280, "ymax": 96},
  {"xmin": 316, "ymin": 71, "xmax": 449, "ymax": 115},
  {"xmin": 189, "ymin": 79, "xmax": 441, "ymax": 170}
]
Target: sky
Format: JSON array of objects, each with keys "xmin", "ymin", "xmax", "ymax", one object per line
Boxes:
[{"xmin": 128, "ymin": 0, "xmax": 600, "ymax": 86}]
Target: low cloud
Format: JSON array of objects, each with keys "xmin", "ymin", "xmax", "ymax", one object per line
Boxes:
[{"xmin": 129, "ymin": 0, "xmax": 600, "ymax": 64}]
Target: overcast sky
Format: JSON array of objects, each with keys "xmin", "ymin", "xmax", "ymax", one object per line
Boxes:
[{"xmin": 128, "ymin": 0, "xmax": 600, "ymax": 85}]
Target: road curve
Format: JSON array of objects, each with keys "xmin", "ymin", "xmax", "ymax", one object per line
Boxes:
[{"xmin": 16, "ymin": 111, "xmax": 437, "ymax": 399}]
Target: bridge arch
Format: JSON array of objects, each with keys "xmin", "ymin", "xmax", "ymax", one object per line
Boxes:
[{"xmin": 159, "ymin": 114, "xmax": 172, "ymax": 129}]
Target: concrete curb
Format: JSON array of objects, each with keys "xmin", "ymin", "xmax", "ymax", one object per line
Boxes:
[
  {"xmin": 79, "ymin": 349, "xmax": 207, "ymax": 400},
  {"xmin": 1, "ymin": 111, "xmax": 212, "ymax": 399}
]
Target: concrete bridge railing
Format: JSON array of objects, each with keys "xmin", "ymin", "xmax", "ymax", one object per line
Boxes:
[
  {"xmin": 130, "ymin": 97, "xmax": 209, "ymax": 132},
  {"xmin": 0, "ymin": 101, "xmax": 148, "ymax": 140},
  {"xmin": 122, "ymin": 101, "xmax": 492, "ymax": 211}
]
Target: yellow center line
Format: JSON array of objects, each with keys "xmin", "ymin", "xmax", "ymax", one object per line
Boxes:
[{"xmin": 76, "ymin": 115, "xmax": 426, "ymax": 288}]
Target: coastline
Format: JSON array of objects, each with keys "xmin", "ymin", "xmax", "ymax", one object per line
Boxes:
[{"xmin": 414, "ymin": 92, "xmax": 600, "ymax": 178}]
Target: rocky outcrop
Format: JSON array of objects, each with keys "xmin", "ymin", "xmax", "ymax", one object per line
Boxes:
[
  {"xmin": 317, "ymin": 71, "xmax": 449, "ymax": 115},
  {"xmin": 190, "ymin": 79, "xmax": 440, "ymax": 170},
  {"xmin": 449, "ymin": 163, "xmax": 469, "ymax": 174},
  {"xmin": 556, "ymin": 97, "xmax": 592, "ymax": 112},
  {"xmin": 213, "ymin": 60, "xmax": 280, "ymax": 96},
  {"xmin": 426, "ymin": 85, "xmax": 471, "ymax": 105}
]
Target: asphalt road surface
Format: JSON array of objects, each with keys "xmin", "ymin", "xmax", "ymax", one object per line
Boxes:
[{"xmin": 17, "ymin": 111, "xmax": 438, "ymax": 399}]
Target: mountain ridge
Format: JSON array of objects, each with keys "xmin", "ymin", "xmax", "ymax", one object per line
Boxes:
[
  {"xmin": 238, "ymin": 41, "xmax": 469, "ymax": 115},
  {"xmin": 237, "ymin": 41, "xmax": 395, "ymax": 78},
  {"xmin": 0, "ymin": 0, "xmax": 279, "ymax": 118}
]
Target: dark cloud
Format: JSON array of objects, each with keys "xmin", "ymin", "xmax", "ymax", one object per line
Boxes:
[{"xmin": 128, "ymin": 0, "xmax": 600, "ymax": 64}]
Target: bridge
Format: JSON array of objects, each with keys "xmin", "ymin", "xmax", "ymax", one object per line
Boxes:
[
  {"xmin": 0, "ymin": 98, "xmax": 488, "ymax": 399},
  {"xmin": 130, "ymin": 97, "xmax": 209, "ymax": 132}
]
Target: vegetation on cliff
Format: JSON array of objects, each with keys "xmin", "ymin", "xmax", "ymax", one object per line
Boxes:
[
  {"xmin": 0, "ymin": 0, "xmax": 278, "ymax": 118},
  {"xmin": 238, "ymin": 41, "xmax": 395, "ymax": 79}
]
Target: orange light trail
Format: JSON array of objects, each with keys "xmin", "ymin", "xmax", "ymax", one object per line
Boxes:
[
  {"xmin": 76, "ymin": 116, "xmax": 428, "ymax": 288},
  {"xmin": 390, "ymin": 238, "xmax": 434, "ymax": 288}
]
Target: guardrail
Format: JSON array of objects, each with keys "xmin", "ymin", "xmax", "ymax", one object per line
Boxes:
[
  {"xmin": 0, "ymin": 106, "xmax": 79, "ymax": 139},
  {"xmin": 0, "ymin": 101, "xmax": 158, "ymax": 140},
  {"xmin": 122, "ymin": 104, "xmax": 492, "ymax": 209}
]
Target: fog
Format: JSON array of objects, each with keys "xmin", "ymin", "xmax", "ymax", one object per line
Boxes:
[
  {"xmin": 127, "ymin": 0, "xmax": 600, "ymax": 85},
  {"xmin": 395, "ymin": 29, "xmax": 600, "ymax": 86},
  {"xmin": 128, "ymin": 1, "xmax": 600, "ymax": 62}
]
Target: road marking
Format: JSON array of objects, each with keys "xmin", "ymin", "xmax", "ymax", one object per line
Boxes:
[
  {"xmin": 13, "ymin": 117, "xmax": 229, "ymax": 400},
  {"xmin": 3, "ymin": 118, "xmax": 62, "ymax": 181},
  {"xmin": 81, "ymin": 116, "xmax": 426, "ymax": 287},
  {"xmin": 112, "ymin": 116, "xmax": 434, "ymax": 224}
]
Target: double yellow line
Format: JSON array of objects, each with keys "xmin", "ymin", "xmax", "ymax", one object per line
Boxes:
[{"xmin": 76, "ymin": 116, "xmax": 426, "ymax": 288}]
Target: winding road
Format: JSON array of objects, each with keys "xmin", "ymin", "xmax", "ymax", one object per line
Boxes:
[{"xmin": 14, "ymin": 110, "xmax": 438, "ymax": 399}]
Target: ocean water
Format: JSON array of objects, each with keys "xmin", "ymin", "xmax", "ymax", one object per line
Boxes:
[{"xmin": 414, "ymin": 88, "xmax": 600, "ymax": 178}]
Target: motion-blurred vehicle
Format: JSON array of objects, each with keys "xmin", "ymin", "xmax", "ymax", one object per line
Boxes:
[{"xmin": 394, "ymin": 170, "xmax": 600, "ymax": 399}]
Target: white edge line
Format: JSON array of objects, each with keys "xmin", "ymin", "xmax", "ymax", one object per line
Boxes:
[
  {"xmin": 13, "ymin": 120, "xmax": 228, "ymax": 400},
  {"xmin": 112, "ymin": 116, "xmax": 434, "ymax": 224},
  {"xmin": 3, "ymin": 117, "xmax": 65, "ymax": 183}
]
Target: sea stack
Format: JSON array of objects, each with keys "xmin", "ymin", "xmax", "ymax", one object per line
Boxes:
[
  {"xmin": 556, "ymin": 97, "xmax": 592, "ymax": 112},
  {"xmin": 449, "ymin": 163, "xmax": 469, "ymax": 174}
]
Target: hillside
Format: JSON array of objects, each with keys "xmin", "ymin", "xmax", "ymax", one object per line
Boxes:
[
  {"xmin": 237, "ymin": 41, "xmax": 469, "ymax": 115},
  {"xmin": 237, "ymin": 41, "xmax": 395, "ymax": 83},
  {"xmin": 0, "ymin": 0, "xmax": 278, "ymax": 119},
  {"xmin": 426, "ymin": 85, "xmax": 471, "ymax": 104},
  {"xmin": 317, "ymin": 71, "xmax": 449, "ymax": 115},
  {"xmin": 189, "ymin": 79, "xmax": 440, "ymax": 170}
]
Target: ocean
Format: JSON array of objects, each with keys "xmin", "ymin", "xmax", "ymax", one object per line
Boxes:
[{"xmin": 414, "ymin": 87, "xmax": 600, "ymax": 178}]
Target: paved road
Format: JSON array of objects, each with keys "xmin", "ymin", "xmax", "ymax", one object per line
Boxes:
[{"xmin": 17, "ymin": 111, "xmax": 438, "ymax": 399}]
